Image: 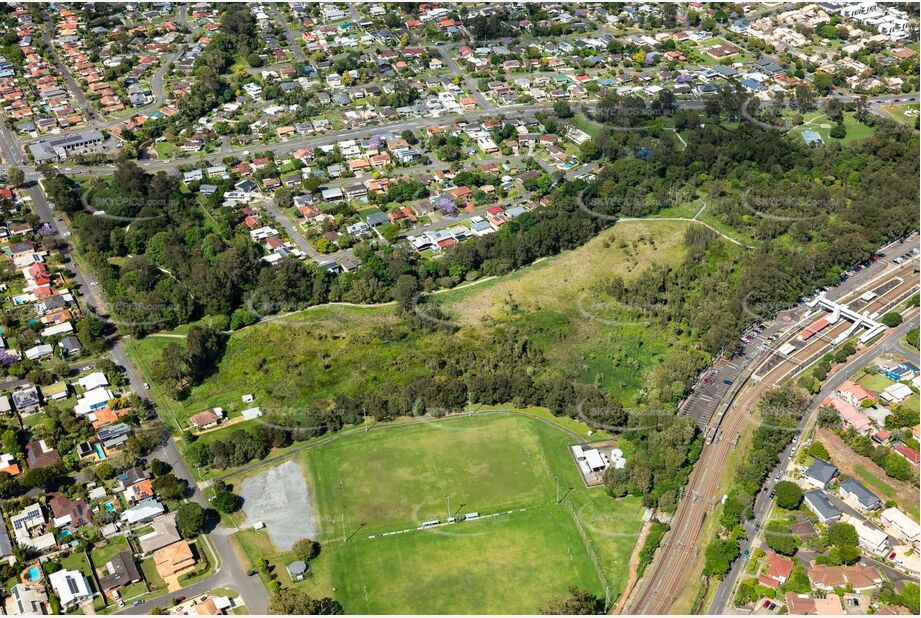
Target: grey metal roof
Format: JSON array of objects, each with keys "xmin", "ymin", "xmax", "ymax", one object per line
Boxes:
[
  {"xmin": 840, "ymin": 478, "xmax": 881, "ymax": 509},
  {"xmin": 805, "ymin": 458, "xmax": 838, "ymax": 485},
  {"xmin": 0, "ymin": 523, "xmax": 12, "ymax": 557},
  {"xmin": 804, "ymin": 490, "xmax": 840, "ymax": 521}
]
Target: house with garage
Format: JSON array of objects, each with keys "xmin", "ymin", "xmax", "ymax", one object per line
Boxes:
[
  {"xmin": 802, "ymin": 458, "xmax": 837, "ymax": 489},
  {"xmin": 49, "ymin": 569, "xmax": 93, "ymax": 609},
  {"xmin": 838, "ymin": 478, "xmax": 881, "ymax": 513},
  {"xmin": 803, "ymin": 490, "xmax": 841, "ymax": 524}
]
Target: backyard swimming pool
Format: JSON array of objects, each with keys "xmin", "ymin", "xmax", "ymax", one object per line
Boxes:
[{"xmin": 26, "ymin": 566, "xmax": 41, "ymax": 581}]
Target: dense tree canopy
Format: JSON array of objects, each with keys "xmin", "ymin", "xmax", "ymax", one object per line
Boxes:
[
  {"xmin": 540, "ymin": 587, "xmax": 602, "ymax": 615},
  {"xmin": 270, "ymin": 589, "xmax": 343, "ymax": 615},
  {"xmin": 774, "ymin": 481, "xmax": 804, "ymax": 510}
]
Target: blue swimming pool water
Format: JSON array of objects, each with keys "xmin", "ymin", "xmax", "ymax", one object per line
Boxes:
[
  {"xmin": 104, "ymin": 501, "xmax": 116, "ymax": 513},
  {"xmin": 27, "ymin": 566, "xmax": 41, "ymax": 581},
  {"xmin": 94, "ymin": 443, "xmax": 106, "ymax": 460},
  {"xmin": 60, "ymin": 529, "xmax": 71, "ymax": 538}
]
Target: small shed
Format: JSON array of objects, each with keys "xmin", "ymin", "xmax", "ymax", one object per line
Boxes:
[{"xmin": 286, "ymin": 560, "xmax": 308, "ymax": 582}]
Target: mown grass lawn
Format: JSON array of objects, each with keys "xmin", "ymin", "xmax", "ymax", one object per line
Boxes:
[
  {"xmin": 880, "ymin": 103, "xmax": 920, "ymax": 127},
  {"xmin": 787, "ymin": 112, "xmax": 875, "ymax": 146},
  {"xmin": 231, "ymin": 412, "xmax": 646, "ymax": 614},
  {"xmin": 856, "ymin": 371, "xmax": 896, "ymax": 394},
  {"xmin": 153, "ymin": 142, "xmax": 176, "ymax": 160},
  {"xmin": 568, "ymin": 491, "xmax": 646, "ymax": 603},
  {"xmin": 573, "ymin": 112, "xmax": 604, "ymax": 139},
  {"xmin": 327, "ymin": 507, "xmax": 602, "ymax": 614},
  {"xmin": 59, "ymin": 550, "xmax": 93, "ymax": 577},
  {"xmin": 304, "ymin": 414, "xmax": 585, "ymax": 539},
  {"xmin": 139, "ymin": 557, "xmax": 167, "ymax": 593},
  {"xmin": 89, "ymin": 535, "xmax": 131, "ymax": 570}
]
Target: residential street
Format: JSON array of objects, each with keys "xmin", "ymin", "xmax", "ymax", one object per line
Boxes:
[
  {"xmin": 2, "ymin": 131, "xmax": 272, "ymax": 612},
  {"xmin": 3, "ymin": 95, "xmax": 914, "ymax": 179},
  {"xmin": 0, "ymin": 5, "xmax": 916, "ymax": 613},
  {"xmin": 708, "ymin": 313, "xmax": 921, "ymax": 614},
  {"xmin": 269, "ymin": 3, "xmax": 305, "ymax": 64},
  {"xmin": 41, "ymin": 13, "xmax": 99, "ymax": 123}
]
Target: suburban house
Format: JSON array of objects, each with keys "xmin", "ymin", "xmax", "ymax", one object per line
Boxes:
[
  {"xmin": 764, "ymin": 553, "xmax": 794, "ymax": 585},
  {"xmin": 48, "ymin": 569, "xmax": 93, "ymax": 609},
  {"xmin": 807, "ymin": 564, "xmax": 882, "ymax": 593},
  {"xmin": 98, "ymin": 551, "xmax": 142, "ymax": 593},
  {"xmin": 845, "ymin": 516, "xmax": 891, "ymax": 557},
  {"xmin": 880, "ymin": 507, "xmax": 920, "ymax": 547},
  {"xmin": 9, "ymin": 503, "xmax": 45, "ymax": 545},
  {"xmin": 11, "ymin": 387, "xmax": 41, "ymax": 416},
  {"xmin": 120, "ymin": 499, "xmax": 165, "ymax": 526},
  {"xmin": 49, "ymin": 493, "xmax": 92, "ymax": 528},
  {"xmin": 5, "ymin": 584, "xmax": 48, "ymax": 615},
  {"xmin": 153, "ymin": 539, "xmax": 196, "ymax": 580},
  {"xmin": 822, "ymin": 396, "xmax": 872, "ymax": 434},
  {"xmin": 137, "ymin": 514, "xmax": 183, "ymax": 555},
  {"xmin": 784, "ymin": 592, "xmax": 843, "ymax": 615},
  {"xmin": 802, "ymin": 458, "xmax": 837, "ymax": 489},
  {"xmin": 803, "ymin": 490, "xmax": 841, "ymax": 524},
  {"xmin": 189, "ymin": 407, "xmax": 224, "ymax": 431},
  {"xmin": 836, "ymin": 381, "xmax": 876, "ymax": 406},
  {"xmin": 838, "ymin": 478, "xmax": 881, "ymax": 513},
  {"xmin": 25, "ymin": 440, "xmax": 61, "ymax": 469}
]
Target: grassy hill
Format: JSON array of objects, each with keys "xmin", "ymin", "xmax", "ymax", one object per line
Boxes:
[{"xmin": 127, "ymin": 219, "xmax": 700, "ymax": 430}]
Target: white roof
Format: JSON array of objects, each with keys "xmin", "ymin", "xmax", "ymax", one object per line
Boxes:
[
  {"xmin": 241, "ymin": 407, "xmax": 263, "ymax": 420},
  {"xmin": 48, "ymin": 569, "xmax": 92, "ymax": 606},
  {"xmin": 53, "ymin": 514, "xmax": 72, "ymax": 528},
  {"xmin": 881, "ymin": 507, "xmax": 920, "ymax": 540},
  {"xmin": 844, "ymin": 515, "xmax": 890, "ymax": 550},
  {"xmin": 884, "ymin": 382, "xmax": 912, "ymax": 400},
  {"xmin": 74, "ymin": 387, "xmax": 114, "ymax": 416},
  {"xmin": 120, "ymin": 499, "xmax": 165, "ymax": 524},
  {"xmin": 25, "ymin": 344, "xmax": 53, "ymax": 360},
  {"xmin": 41, "ymin": 322, "xmax": 73, "ymax": 337},
  {"xmin": 25, "ymin": 532, "xmax": 57, "ymax": 553},
  {"xmin": 78, "ymin": 371, "xmax": 109, "ymax": 390},
  {"xmin": 584, "ymin": 448, "xmax": 607, "ymax": 470}
]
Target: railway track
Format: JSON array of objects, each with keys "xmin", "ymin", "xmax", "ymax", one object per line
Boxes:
[{"xmin": 624, "ymin": 260, "xmax": 919, "ymax": 614}]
